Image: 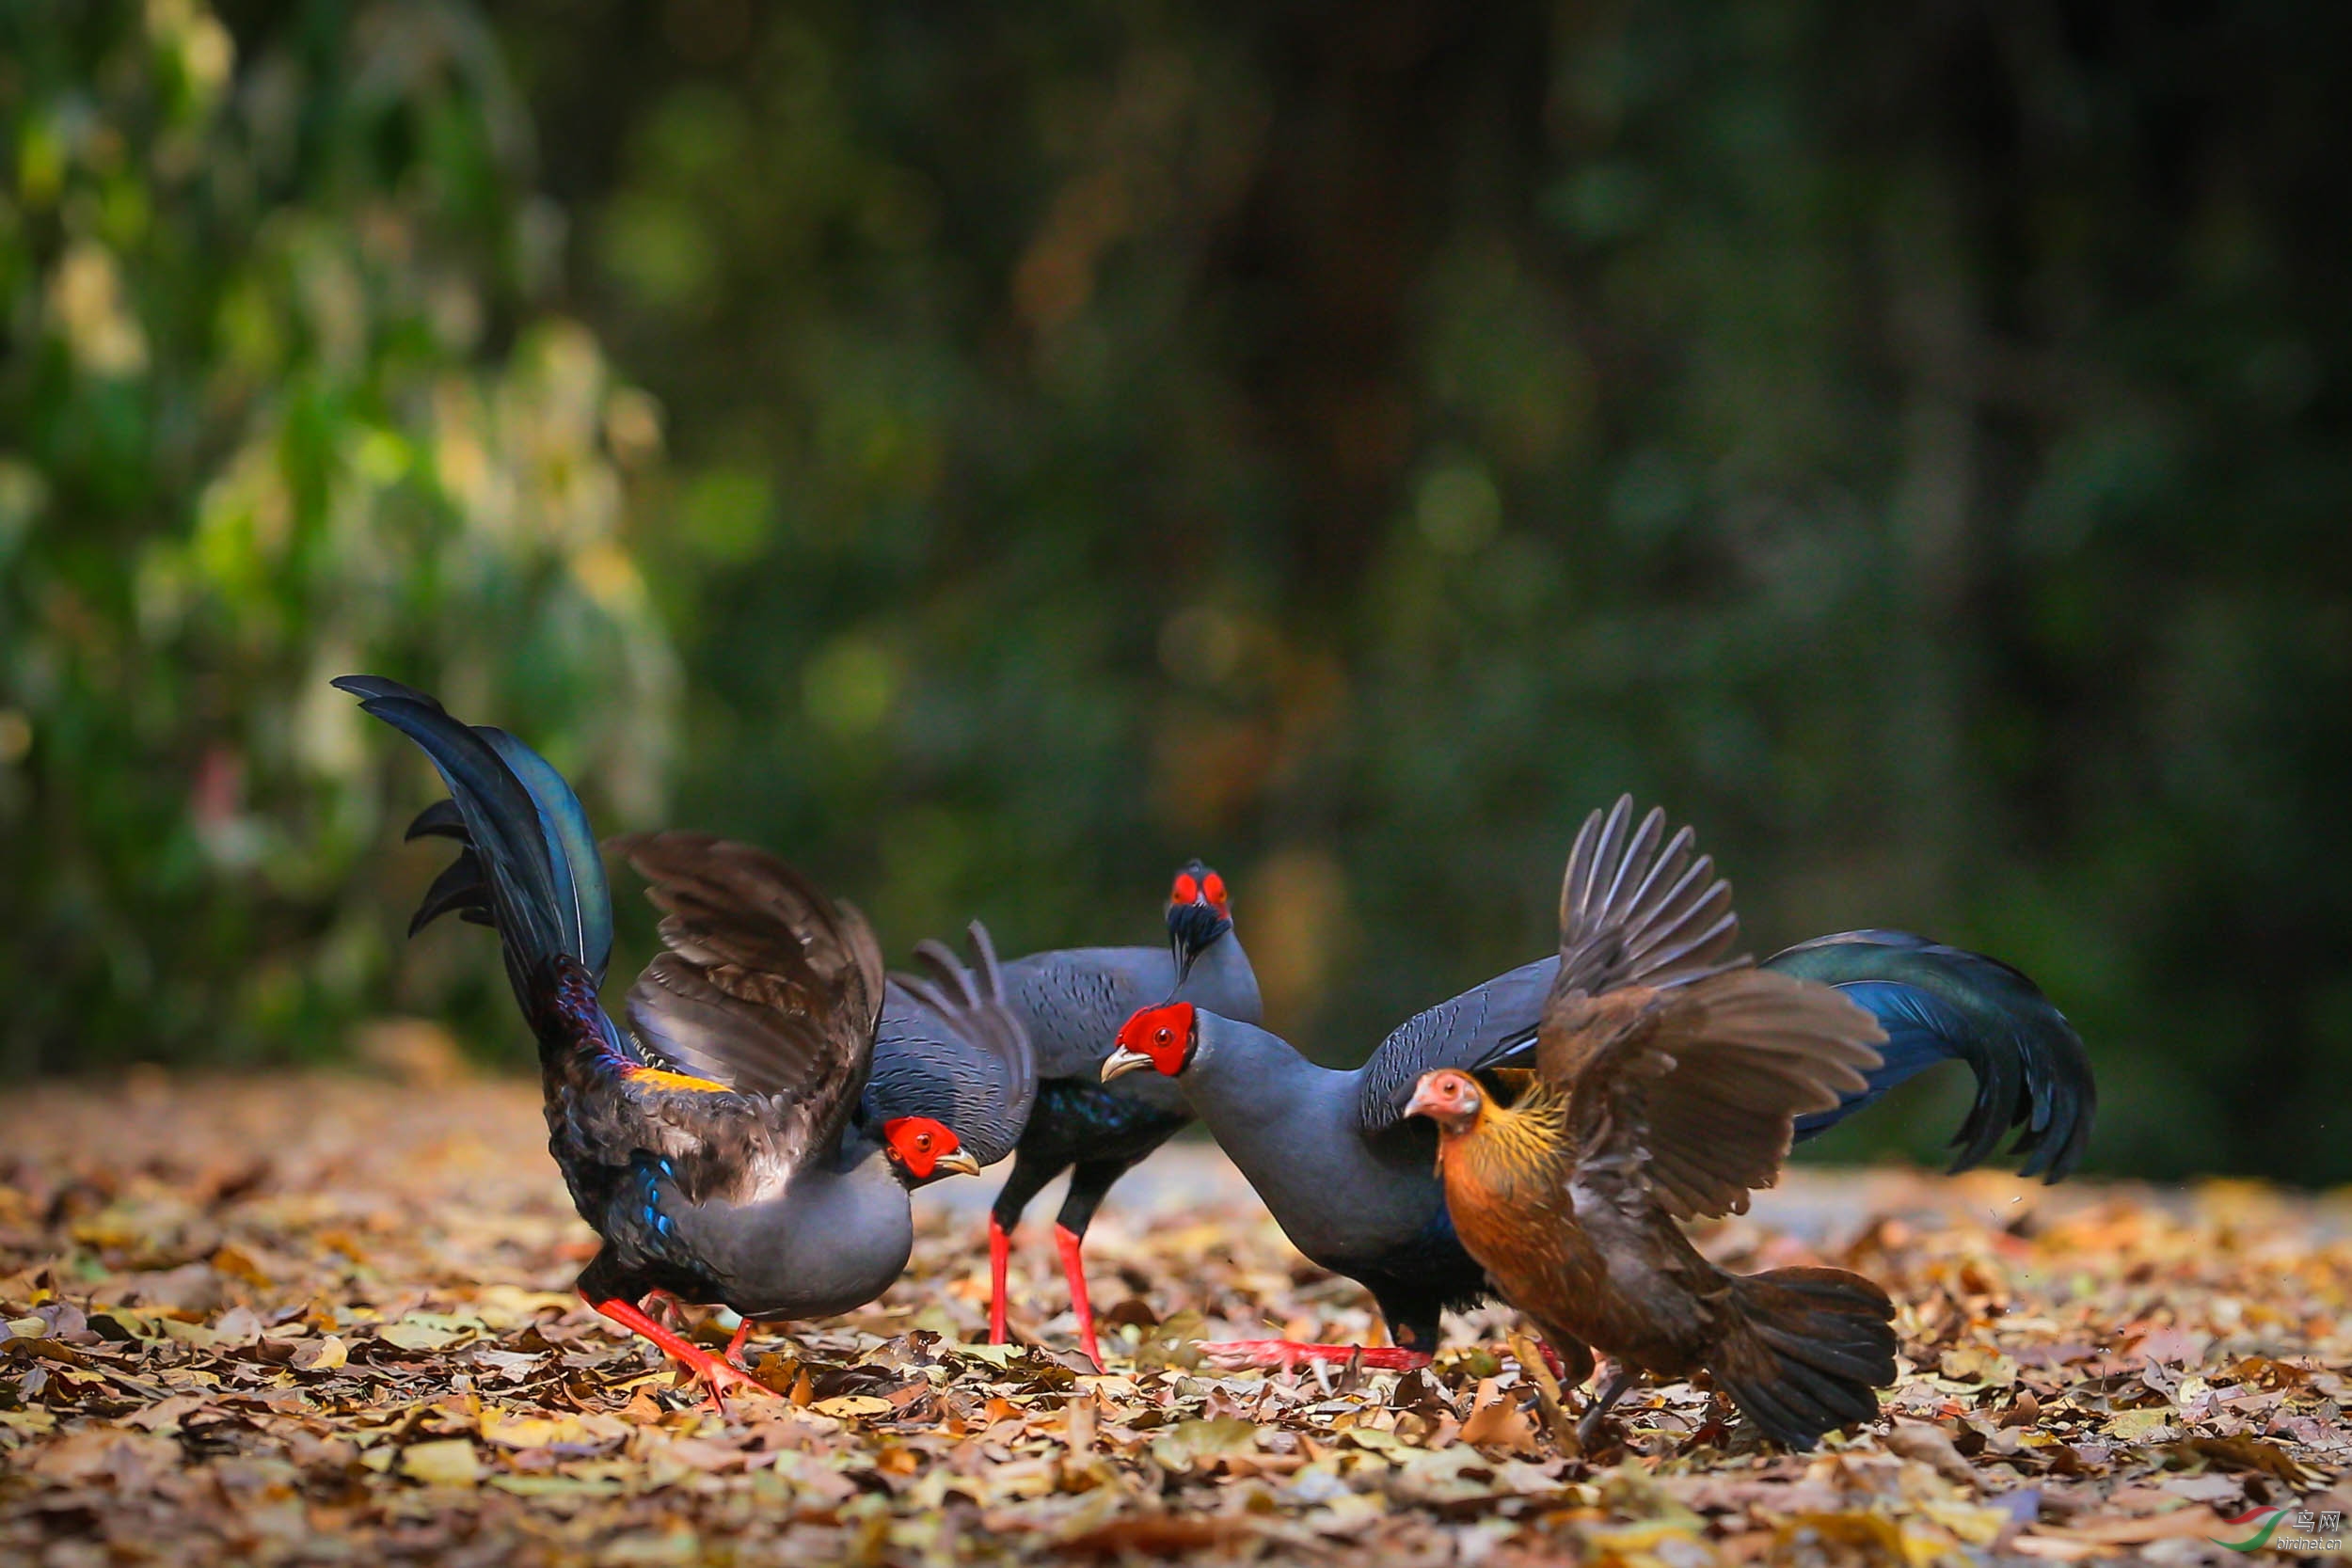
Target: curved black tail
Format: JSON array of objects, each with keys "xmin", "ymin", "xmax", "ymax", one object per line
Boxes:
[
  {"xmin": 336, "ymin": 677, "xmax": 616, "ymax": 1042},
  {"xmin": 1767, "ymin": 929, "xmax": 2093, "ymax": 1180}
]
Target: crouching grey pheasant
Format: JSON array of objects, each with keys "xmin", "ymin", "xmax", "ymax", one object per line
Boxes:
[{"xmin": 339, "ymin": 677, "xmax": 1030, "ymax": 1405}]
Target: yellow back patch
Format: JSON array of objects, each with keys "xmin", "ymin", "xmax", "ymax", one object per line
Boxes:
[{"xmin": 625, "ymin": 1065, "xmax": 734, "ymax": 1095}]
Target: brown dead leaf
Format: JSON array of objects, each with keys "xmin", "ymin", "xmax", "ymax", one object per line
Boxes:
[
  {"xmin": 28, "ymin": 1428, "xmax": 179, "ymax": 1486},
  {"xmin": 2128, "ymin": 1325, "xmax": 2212, "ymax": 1367},
  {"xmin": 1941, "ymin": 1344, "xmax": 2019, "ymax": 1386},
  {"xmin": 1885, "ymin": 1421, "xmax": 1979, "ymax": 1486},
  {"xmin": 2028, "ymin": 1508, "xmax": 2228, "ymax": 1545},
  {"xmin": 4, "ymin": 1075, "xmax": 2347, "ymax": 1568},
  {"xmin": 292, "ymin": 1334, "xmax": 347, "ymax": 1371},
  {"xmin": 2165, "ymin": 1434, "xmax": 2318, "ymax": 1485},
  {"xmin": 1055, "ymin": 1514, "xmax": 1258, "ymax": 1558},
  {"xmin": 1150, "ymin": 1417, "xmax": 1261, "ymax": 1471},
  {"xmin": 1456, "ymin": 1379, "xmax": 1537, "ymax": 1455}
]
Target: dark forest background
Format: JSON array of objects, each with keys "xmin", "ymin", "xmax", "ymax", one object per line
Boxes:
[{"xmin": 4, "ymin": 0, "xmax": 2347, "ymax": 1183}]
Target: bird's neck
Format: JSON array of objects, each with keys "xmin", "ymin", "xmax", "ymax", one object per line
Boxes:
[
  {"xmin": 1176, "ymin": 929, "xmax": 1263, "ymax": 1025},
  {"xmin": 1456, "ymin": 1094, "xmax": 1569, "ymax": 1189}
]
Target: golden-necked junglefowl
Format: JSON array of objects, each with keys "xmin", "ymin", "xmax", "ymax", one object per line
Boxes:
[
  {"xmin": 339, "ymin": 677, "xmax": 1031, "ymax": 1405},
  {"xmin": 1405, "ymin": 800, "xmax": 1899, "ymax": 1450},
  {"xmin": 983, "ymin": 863, "xmax": 1260, "ymax": 1365},
  {"xmin": 1104, "ymin": 796, "xmax": 2091, "ymax": 1372}
]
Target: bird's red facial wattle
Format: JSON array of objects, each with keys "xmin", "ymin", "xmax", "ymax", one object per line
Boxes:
[
  {"xmin": 1166, "ymin": 863, "xmax": 1235, "ymax": 982},
  {"xmin": 1404, "ymin": 1069, "xmax": 1486, "ymax": 1137},
  {"xmin": 1168, "ymin": 865, "xmax": 1231, "ymax": 921},
  {"xmin": 1103, "ymin": 1002, "xmax": 1197, "ymax": 1081},
  {"xmin": 882, "ymin": 1117, "xmax": 979, "ymax": 1179}
]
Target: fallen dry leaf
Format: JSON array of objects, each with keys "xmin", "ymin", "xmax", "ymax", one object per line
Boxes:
[
  {"xmin": 0, "ymin": 1074, "xmax": 2345, "ymax": 1565},
  {"xmin": 398, "ymin": 1439, "xmax": 483, "ymax": 1488}
]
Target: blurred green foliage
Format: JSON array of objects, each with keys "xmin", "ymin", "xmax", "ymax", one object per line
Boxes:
[
  {"xmin": 0, "ymin": 0, "xmax": 675, "ymax": 1067},
  {"xmin": 6, "ymin": 0, "xmax": 2348, "ymax": 1185}
]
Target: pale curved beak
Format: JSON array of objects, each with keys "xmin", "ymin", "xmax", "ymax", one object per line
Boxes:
[
  {"xmin": 1101, "ymin": 1045, "xmax": 1153, "ymax": 1083},
  {"xmin": 935, "ymin": 1148, "xmax": 982, "ymax": 1178}
]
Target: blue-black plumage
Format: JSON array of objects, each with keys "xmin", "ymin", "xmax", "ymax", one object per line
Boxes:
[{"xmin": 1770, "ymin": 929, "xmax": 2093, "ymax": 1180}]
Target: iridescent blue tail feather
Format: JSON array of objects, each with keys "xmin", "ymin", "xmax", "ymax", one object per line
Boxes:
[{"xmin": 1769, "ymin": 929, "xmax": 2092, "ymax": 1180}]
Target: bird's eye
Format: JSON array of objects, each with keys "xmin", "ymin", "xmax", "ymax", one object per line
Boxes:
[
  {"xmin": 915, "ymin": 1132, "xmax": 932, "ymax": 1150},
  {"xmin": 1154, "ymin": 1027, "xmax": 1172, "ymax": 1046}
]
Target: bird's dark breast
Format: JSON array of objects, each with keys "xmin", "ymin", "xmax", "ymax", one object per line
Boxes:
[
  {"xmin": 1019, "ymin": 1078, "xmax": 1188, "ymax": 1167},
  {"xmin": 1329, "ymin": 1205, "xmax": 1495, "ymax": 1346}
]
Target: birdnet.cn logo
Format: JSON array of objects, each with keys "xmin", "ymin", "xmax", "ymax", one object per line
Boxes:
[{"xmin": 2211, "ymin": 1504, "xmax": 2343, "ymax": 1554}]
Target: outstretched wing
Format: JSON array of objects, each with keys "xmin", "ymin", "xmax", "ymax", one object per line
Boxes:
[
  {"xmin": 1359, "ymin": 796, "xmax": 1742, "ymax": 1130},
  {"xmin": 610, "ymin": 832, "xmax": 887, "ymax": 1177},
  {"xmin": 1549, "ymin": 968, "xmax": 1886, "ymax": 1221},
  {"xmin": 1549, "ymin": 795, "xmax": 1743, "ymax": 1003},
  {"xmin": 865, "ymin": 922, "xmax": 1038, "ymax": 1171}
]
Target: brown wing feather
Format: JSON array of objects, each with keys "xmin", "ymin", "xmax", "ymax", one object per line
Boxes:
[
  {"xmin": 1553, "ymin": 797, "xmax": 1746, "ymax": 1002},
  {"xmin": 1555, "ymin": 968, "xmax": 1886, "ymax": 1221},
  {"xmin": 608, "ymin": 832, "xmax": 887, "ymax": 1170},
  {"xmin": 1532, "ymin": 797, "xmax": 1748, "ymax": 1088}
]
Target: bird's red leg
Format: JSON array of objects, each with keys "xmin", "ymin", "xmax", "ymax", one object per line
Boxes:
[
  {"xmin": 987, "ymin": 1216, "xmax": 1012, "ymax": 1345},
  {"xmin": 1053, "ymin": 1224, "xmax": 1102, "ymax": 1369},
  {"xmin": 724, "ymin": 1317, "xmax": 753, "ymax": 1370},
  {"xmin": 585, "ymin": 1293, "xmax": 771, "ymax": 1412},
  {"xmin": 1199, "ymin": 1340, "xmax": 1433, "ymax": 1372}
]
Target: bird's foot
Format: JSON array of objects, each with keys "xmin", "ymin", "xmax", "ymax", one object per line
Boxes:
[
  {"xmin": 1199, "ymin": 1339, "xmax": 1433, "ymax": 1372},
  {"xmin": 690, "ymin": 1353, "xmax": 772, "ymax": 1414},
  {"xmin": 587, "ymin": 1294, "xmax": 777, "ymax": 1414},
  {"xmin": 723, "ymin": 1314, "xmax": 753, "ymax": 1371}
]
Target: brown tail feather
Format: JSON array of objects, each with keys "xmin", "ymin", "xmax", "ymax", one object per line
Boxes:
[{"xmin": 1708, "ymin": 1266, "xmax": 1897, "ymax": 1450}]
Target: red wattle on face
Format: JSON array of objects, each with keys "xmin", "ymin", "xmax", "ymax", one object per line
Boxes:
[
  {"xmin": 1118, "ymin": 1001, "xmax": 1196, "ymax": 1075},
  {"xmin": 883, "ymin": 1116, "xmax": 956, "ymax": 1177}
]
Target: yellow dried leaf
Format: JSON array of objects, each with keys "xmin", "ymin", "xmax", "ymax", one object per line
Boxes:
[
  {"xmin": 158, "ymin": 1318, "xmax": 226, "ymax": 1349},
  {"xmin": 478, "ymin": 1410, "xmax": 584, "ymax": 1449},
  {"xmin": 1151, "ymin": 1417, "xmax": 1261, "ymax": 1471},
  {"xmin": 2105, "ymin": 1408, "xmax": 2175, "ymax": 1443},
  {"xmin": 399, "ymin": 1439, "xmax": 483, "ymax": 1487},
  {"xmin": 208, "ymin": 1244, "xmax": 269, "ymax": 1287},
  {"xmin": 375, "ymin": 1319, "xmax": 461, "ymax": 1352},
  {"xmin": 291, "ymin": 1334, "xmax": 346, "ymax": 1371},
  {"xmin": 1941, "ymin": 1344, "xmax": 2019, "ymax": 1386}
]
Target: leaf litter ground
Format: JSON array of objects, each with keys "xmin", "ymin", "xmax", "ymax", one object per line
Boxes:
[{"xmin": 2, "ymin": 1073, "xmax": 2346, "ymax": 1566}]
